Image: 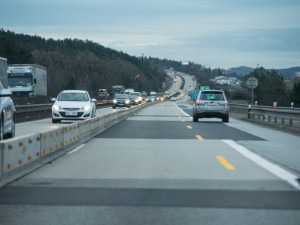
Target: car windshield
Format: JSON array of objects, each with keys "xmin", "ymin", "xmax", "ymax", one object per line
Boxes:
[
  {"xmin": 130, "ymin": 93, "xmax": 141, "ymax": 97},
  {"xmin": 200, "ymin": 92, "xmax": 224, "ymax": 101},
  {"xmin": 115, "ymin": 94, "xmax": 129, "ymax": 99},
  {"xmin": 58, "ymin": 92, "xmax": 89, "ymax": 101}
]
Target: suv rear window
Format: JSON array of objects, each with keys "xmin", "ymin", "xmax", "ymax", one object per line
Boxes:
[{"xmin": 200, "ymin": 92, "xmax": 224, "ymax": 101}]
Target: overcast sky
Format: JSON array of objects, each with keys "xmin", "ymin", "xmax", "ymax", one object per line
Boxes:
[{"xmin": 1, "ymin": 0, "xmax": 300, "ymax": 69}]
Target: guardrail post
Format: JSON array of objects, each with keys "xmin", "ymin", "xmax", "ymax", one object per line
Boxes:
[{"xmin": 290, "ymin": 119, "xmax": 293, "ymax": 126}]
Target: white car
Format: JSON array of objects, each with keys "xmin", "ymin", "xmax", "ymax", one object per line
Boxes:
[
  {"xmin": 51, "ymin": 90, "xmax": 96, "ymax": 123},
  {"xmin": 0, "ymin": 81, "xmax": 15, "ymax": 140}
]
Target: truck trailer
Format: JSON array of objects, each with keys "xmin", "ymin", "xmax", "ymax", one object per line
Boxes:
[{"xmin": 7, "ymin": 64, "xmax": 47, "ymax": 96}]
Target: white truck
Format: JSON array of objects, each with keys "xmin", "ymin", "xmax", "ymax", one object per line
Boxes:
[{"xmin": 7, "ymin": 64, "xmax": 47, "ymax": 96}]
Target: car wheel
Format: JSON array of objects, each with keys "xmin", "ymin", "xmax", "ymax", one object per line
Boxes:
[
  {"xmin": 0, "ymin": 117, "xmax": 3, "ymax": 140},
  {"xmin": 193, "ymin": 114, "xmax": 198, "ymax": 122},
  {"xmin": 7, "ymin": 119, "xmax": 15, "ymax": 139},
  {"xmin": 222, "ymin": 116, "xmax": 229, "ymax": 123},
  {"xmin": 112, "ymin": 106, "xmax": 116, "ymax": 109}
]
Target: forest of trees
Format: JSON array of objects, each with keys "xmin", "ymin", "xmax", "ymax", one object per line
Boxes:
[
  {"xmin": 242, "ymin": 68, "xmax": 300, "ymax": 107},
  {"xmin": 0, "ymin": 29, "xmax": 166, "ymax": 98}
]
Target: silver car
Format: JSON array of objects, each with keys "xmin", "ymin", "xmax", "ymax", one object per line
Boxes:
[
  {"xmin": 192, "ymin": 89, "xmax": 229, "ymax": 123},
  {"xmin": 0, "ymin": 80, "xmax": 16, "ymax": 140},
  {"xmin": 51, "ymin": 90, "xmax": 97, "ymax": 123}
]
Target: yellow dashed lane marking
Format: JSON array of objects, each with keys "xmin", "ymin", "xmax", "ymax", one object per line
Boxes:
[
  {"xmin": 187, "ymin": 126, "xmax": 192, "ymax": 129},
  {"xmin": 216, "ymin": 156, "xmax": 235, "ymax": 170},
  {"xmin": 195, "ymin": 135, "xmax": 204, "ymax": 141}
]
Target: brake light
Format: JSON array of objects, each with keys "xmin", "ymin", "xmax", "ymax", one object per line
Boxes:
[
  {"xmin": 196, "ymin": 100, "xmax": 200, "ymax": 104},
  {"xmin": 225, "ymin": 100, "xmax": 228, "ymax": 104}
]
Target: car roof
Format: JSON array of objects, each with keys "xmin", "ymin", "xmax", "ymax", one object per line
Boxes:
[{"xmin": 60, "ymin": 90, "xmax": 88, "ymax": 93}]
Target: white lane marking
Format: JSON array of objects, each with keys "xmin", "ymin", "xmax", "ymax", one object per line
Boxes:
[
  {"xmin": 67, "ymin": 144, "xmax": 86, "ymax": 155},
  {"xmin": 223, "ymin": 139, "xmax": 300, "ymax": 190},
  {"xmin": 176, "ymin": 104, "xmax": 192, "ymax": 121}
]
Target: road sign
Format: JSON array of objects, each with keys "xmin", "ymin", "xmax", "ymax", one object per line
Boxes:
[
  {"xmin": 246, "ymin": 77, "xmax": 259, "ymax": 105},
  {"xmin": 246, "ymin": 77, "xmax": 258, "ymax": 89}
]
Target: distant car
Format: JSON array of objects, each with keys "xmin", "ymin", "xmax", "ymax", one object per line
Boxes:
[
  {"xmin": 129, "ymin": 92, "xmax": 142, "ymax": 105},
  {"xmin": 147, "ymin": 96, "xmax": 155, "ymax": 102},
  {"xmin": 0, "ymin": 81, "xmax": 16, "ymax": 140},
  {"xmin": 192, "ymin": 89, "xmax": 229, "ymax": 123},
  {"xmin": 51, "ymin": 90, "xmax": 96, "ymax": 123},
  {"xmin": 156, "ymin": 93, "xmax": 164, "ymax": 101},
  {"xmin": 112, "ymin": 94, "xmax": 131, "ymax": 108},
  {"xmin": 170, "ymin": 97, "xmax": 176, "ymax": 101}
]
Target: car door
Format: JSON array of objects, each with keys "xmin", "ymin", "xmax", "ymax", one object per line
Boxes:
[{"xmin": 0, "ymin": 83, "xmax": 14, "ymax": 136}]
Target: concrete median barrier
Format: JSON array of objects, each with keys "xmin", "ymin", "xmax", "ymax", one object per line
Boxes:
[
  {"xmin": 0, "ymin": 103, "xmax": 154, "ymax": 187},
  {"xmin": 0, "ymin": 133, "xmax": 41, "ymax": 186}
]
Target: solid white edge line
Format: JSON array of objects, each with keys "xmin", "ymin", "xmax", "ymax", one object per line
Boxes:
[
  {"xmin": 223, "ymin": 139, "xmax": 300, "ymax": 190},
  {"xmin": 175, "ymin": 102, "xmax": 192, "ymax": 121},
  {"xmin": 67, "ymin": 144, "xmax": 86, "ymax": 155}
]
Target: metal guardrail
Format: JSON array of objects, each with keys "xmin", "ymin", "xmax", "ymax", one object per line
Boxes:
[
  {"xmin": 229, "ymin": 103, "xmax": 300, "ymax": 132},
  {"xmin": 15, "ymin": 100, "xmax": 113, "ymax": 113},
  {"xmin": 14, "ymin": 100, "xmax": 113, "ymax": 123}
]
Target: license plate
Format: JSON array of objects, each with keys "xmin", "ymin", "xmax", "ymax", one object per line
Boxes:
[
  {"xmin": 66, "ymin": 111, "xmax": 78, "ymax": 116},
  {"xmin": 207, "ymin": 102, "xmax": 218, "ymax": 106}
]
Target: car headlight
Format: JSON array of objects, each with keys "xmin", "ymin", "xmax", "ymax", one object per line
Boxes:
[
  {"xmin": 52, "ymin": 104, "xmax": 62, "ymax": 111},
  {"xmin": 125, "ymin": 100, "xmax": 130, "ymax": 104},
  {"xmin": 81, "ymin": 105, "xmax": 91, "ymax": 111},
  {"xmin": 135, "ymin": 99, "xmax": 139, "ymax": 102},
  {"xmin": 113, "ymin": 99, "xmax": 117, "ymax": 103}
]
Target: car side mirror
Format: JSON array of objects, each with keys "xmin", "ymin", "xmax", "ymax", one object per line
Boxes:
[
  {"xmin": 51, "ymin": 98, "xmax": 56, "ymax": 102},
  {"xmin": 91, "ymin": 98, "xmax": 97, "ymax": 102}
]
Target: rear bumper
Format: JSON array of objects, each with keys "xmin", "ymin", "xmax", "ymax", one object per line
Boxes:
[{"xmin": 195, "ymin": 111, "xmax": 229, "ymax": 119}]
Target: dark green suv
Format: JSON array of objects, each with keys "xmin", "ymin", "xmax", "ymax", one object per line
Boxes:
[{"xmin": 192, "ymin": 89, "xmax": 229, "ymax": 123}]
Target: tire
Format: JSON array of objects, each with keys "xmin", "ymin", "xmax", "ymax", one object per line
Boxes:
[
  {"xmin": 7, "ymin": 116, "xmax": 15, "ymax": 139},
  {"xmin": 222, "ymin": 116, "xmax": 229, "ymax": 123},
  {"xmin": 112, "ymin": 106, "xmax": 116, "ymax": 109},
  {"xmin": 193, "ymin": 114, "xmax": 198, "ymax": 122}
]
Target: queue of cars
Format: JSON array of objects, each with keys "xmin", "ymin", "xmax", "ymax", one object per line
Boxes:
[{"xmin": 0, "ymin": 87, "xmax": 176, "ymax": 140}]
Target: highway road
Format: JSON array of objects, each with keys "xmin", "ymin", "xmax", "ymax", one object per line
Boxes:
[{"xmin": 1, "ymin": 72, "xmax": 300, "ymax": 225}]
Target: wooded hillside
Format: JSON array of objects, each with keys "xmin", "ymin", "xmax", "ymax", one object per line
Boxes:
[{"xmin": 0, "ymin": 29, "xmax": 166, "ymax": 97}]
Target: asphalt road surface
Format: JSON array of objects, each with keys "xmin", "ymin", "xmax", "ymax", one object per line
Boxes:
[{"xmin": 1, "ymin": 100, "xmax": 300, "ymax": 225}]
